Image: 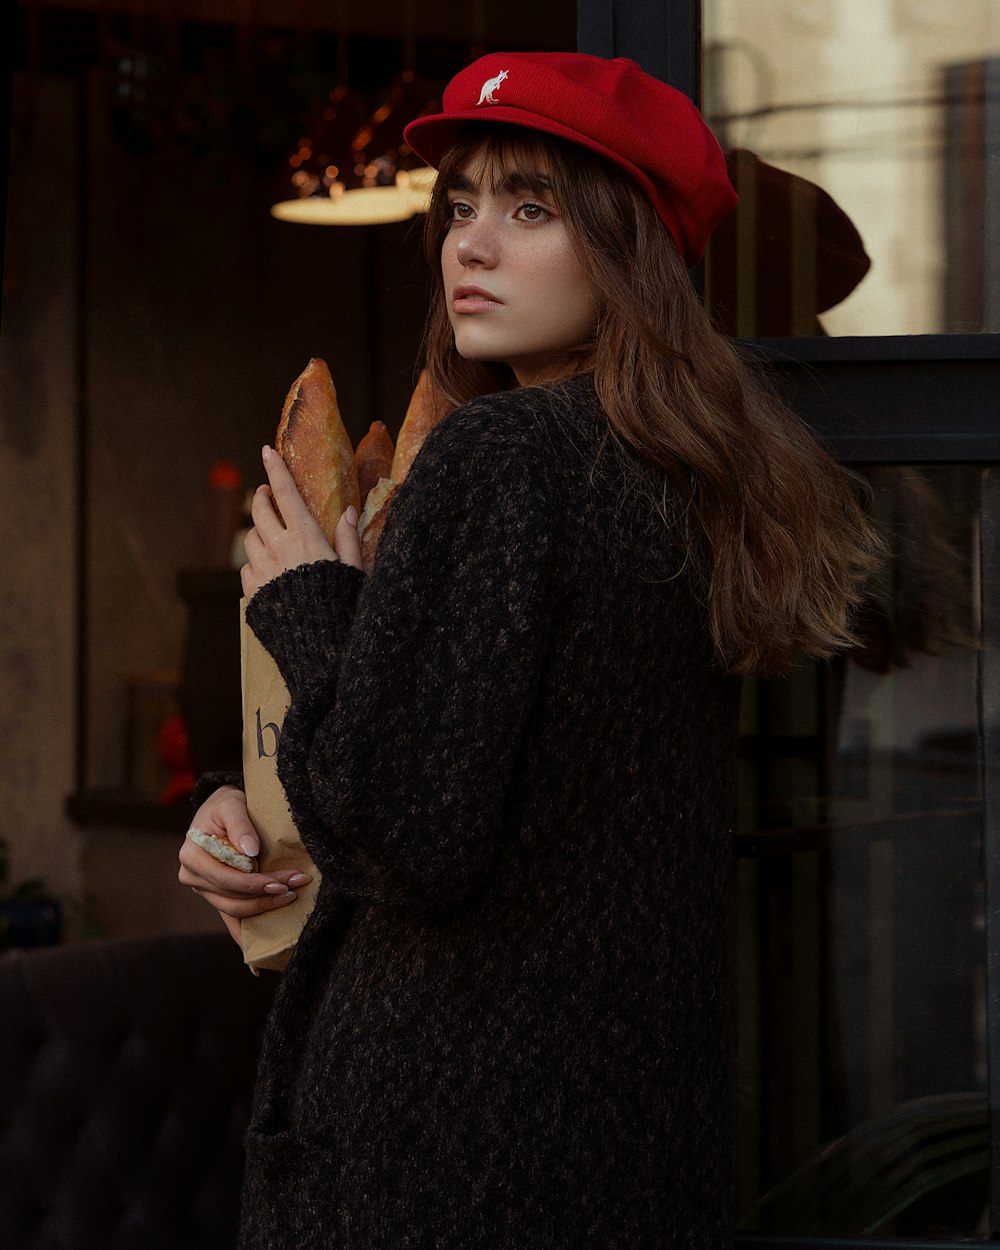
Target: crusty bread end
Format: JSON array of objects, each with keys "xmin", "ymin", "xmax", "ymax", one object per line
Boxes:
[{"xmin": 187, "ymin": 827, "xmax": 257, "ymax": 873}]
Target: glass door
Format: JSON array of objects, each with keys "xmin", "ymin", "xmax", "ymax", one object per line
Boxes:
[
  {"xmin": 736, "ymin": 464, "xmax": 989, "ymax": 1241},
  {"xmin": 694, "ymin": 0, "xmax": 1000, "ymax": 1240}
]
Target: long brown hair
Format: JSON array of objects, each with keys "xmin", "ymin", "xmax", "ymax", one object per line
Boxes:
[{"xmin": 422, "ymin": 125, "xmax": 880, "ymax": 676}]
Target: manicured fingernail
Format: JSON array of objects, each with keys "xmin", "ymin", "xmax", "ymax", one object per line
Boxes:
[
  {"xmin": 346, "ymin": 505, "xmax": 358, "ymax": 527},
  {"xmin": 240, "ymin": 836, "xmax": 259, "ymax": 857},
  {"xmin": 288, "ymin": 873, "xmax": 311, "ymax": 887},
  {"xmin": 262, "ymin": 445, "xmax": 273, "ymax": 462},
  {"xmin": 264, "ymin": 881, "xmax": 290, "ymax": 894}
]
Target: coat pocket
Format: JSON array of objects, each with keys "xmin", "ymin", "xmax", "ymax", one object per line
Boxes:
[{"xmin": 238, "ymin": 1125, "xmax": 348, "ymax": 1249}]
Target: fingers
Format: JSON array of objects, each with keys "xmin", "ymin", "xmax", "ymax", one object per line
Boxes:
[
  {"xmin": 179, "ymin": 860, "xmax": 310, "ymax": 920},
  {"xmin": 179, "ymin": 841, "xmax": 311, "ymax": 901},
  {"xmin": 244, "ymin": 489, "xmax": 285, "ymax": 588},
  {"xmin": 191, "ymin": 785, "xmax": 260, "ymax": 859},
  {"xmin": 181, "ymin": 784, "xmax": 313, "ymax": 930},
  {"xmin": 260, "ymin": 445, "xmax": 309, "ymax": 529},
  {"xmin": 201, "ymin": 793, "xmax": 260, "ymax": 859},
  {"xmin": 334, "ymin": 505, "xmax": 363, "ymax": 571},
  {"xmin": 192, "ymin": 883, "xmax": 301, "ymax": 920},
  {"xmin": 240, "ymin": 447, "xmax": 337, "ymax": 599},
  {"xmin": 203, "ymin": 886, "xmax": 299, "ymax": 919},
  {"xmin": 260, "ymin": 445, "xmax": 298, "ymax": 512},
  {"xmin": 241, "ymin": 522, "xmax": 277, "ymax": 601}
]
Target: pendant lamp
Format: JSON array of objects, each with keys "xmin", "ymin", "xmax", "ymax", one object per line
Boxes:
[
  {"xmin": 270, "ymin": 83, "xmax": 415, "ymax": 225},
  {"xmin": 270, "ymin": 72, "xmax": 438, "ymax": 226}
]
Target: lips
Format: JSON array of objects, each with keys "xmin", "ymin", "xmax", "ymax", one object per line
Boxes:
[{"xmin": 452, "ymin": 284, "xmax": 503, "ymax": 312}]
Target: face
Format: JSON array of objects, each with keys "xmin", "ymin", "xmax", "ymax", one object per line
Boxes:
[{"xmin": 440, "ymin": 151, "xmax": 598, "ymax": 386}]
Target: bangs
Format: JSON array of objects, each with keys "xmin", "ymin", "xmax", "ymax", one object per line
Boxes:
[
  {"xmin": 438, "ymin": 125, "xmax": 564, "ymax": 200},
  {"xmin": 427, "ymin": 125, "xmax": 587, "ymax": 246}
]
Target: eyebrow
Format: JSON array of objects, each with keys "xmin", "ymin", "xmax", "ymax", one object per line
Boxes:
[{"xmin": 446, "ymin": 169, "xmax": 554, "ymax": 196}]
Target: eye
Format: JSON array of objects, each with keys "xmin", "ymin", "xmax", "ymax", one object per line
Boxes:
[
  {"xmin": 448, "ymin": 199, "xmax": 475, "ymax": 221},
  {"xmin": 516, "ymin": 202, "xmax": 551, "ymax": 222}
]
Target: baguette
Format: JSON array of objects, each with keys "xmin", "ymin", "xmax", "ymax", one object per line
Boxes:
[
  {"xmin": 276, "ymin": 358, "xmax": 360, "ymax": 544},
  {"xmin": 354, "ymin": 372, "xmax": 451, "ymax": 572},
  {"xmin": 354, "ymin": 420, "xmax": 395, "ymax": 507},
  {"xmin": 357, "ymin": 476, "xmax": 401, "ymax": 573},
  {"xmin": 389, "ymin": 370, "xmax": 451, "ymax": 483}
]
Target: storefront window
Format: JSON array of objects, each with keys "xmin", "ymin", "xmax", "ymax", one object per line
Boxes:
[
  {"xmin": 736, "ymin": 465, "xmax": 987, "ymax": 1237},
  {"xmin": 702, "ymin": 2, "xmax": 1000, "ymax": 336}
]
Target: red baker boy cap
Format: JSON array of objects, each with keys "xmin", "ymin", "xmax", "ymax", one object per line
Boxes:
[{"xmin": 404, "ymin": 51, "xmax": 738, "ymax": 266}]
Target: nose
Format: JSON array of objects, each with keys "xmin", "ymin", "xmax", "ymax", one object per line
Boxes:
[{"xmin": 454, "ymin": 215, "xmax": 499, "ymax": 269}]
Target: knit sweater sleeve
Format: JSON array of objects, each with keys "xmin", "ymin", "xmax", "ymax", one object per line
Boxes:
[{"xmin": 244, "ymin": 406, "xmax": 554, "ymax": 915}]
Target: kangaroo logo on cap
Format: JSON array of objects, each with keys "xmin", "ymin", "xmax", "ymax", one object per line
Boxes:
[{"xmin": 476, "ymin": 69, "xmax": 509, "ymax": 106}]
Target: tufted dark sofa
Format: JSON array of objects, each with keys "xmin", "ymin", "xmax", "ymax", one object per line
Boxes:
[{"xmin": 0, "ymin": 932, "xmax": 277, "ymax": 1250}]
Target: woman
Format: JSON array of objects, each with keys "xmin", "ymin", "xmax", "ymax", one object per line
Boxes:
[{"xmin": 179, "ymin": 52, "xmax": 877, "ymax": 1248}]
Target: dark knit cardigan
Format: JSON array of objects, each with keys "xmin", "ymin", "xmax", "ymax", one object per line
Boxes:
[{"xmin": 236, "ymin": 374, "xmax": 739, "ymax": 1249}]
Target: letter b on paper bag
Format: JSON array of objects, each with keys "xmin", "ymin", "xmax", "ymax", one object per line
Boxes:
[{"xmin": 240, "ymin": 600, "xmax": 321, "ymax": 971}]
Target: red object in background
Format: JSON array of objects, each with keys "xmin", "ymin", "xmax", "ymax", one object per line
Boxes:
[
  {"xmin": 209, "ymin": 460, "xmax": 243, "ymax": 491},
  {"xmin": 158, "ymin": 713, "xmax": 196, "ymax": 804}
]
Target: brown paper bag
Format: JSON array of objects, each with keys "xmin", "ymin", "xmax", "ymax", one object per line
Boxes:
[{"xmin": 239, "ymin": 600, "xmax": 322, "ymax": 971}]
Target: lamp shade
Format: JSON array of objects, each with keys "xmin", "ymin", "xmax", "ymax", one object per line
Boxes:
[{"xmin": 271, "ymin": 185, "xmax": 417, "ymax": 226}]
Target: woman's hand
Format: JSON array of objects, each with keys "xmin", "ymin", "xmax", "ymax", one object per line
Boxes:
[
  {"xmin": 178, "ymin": 785, "xmax": 312, "ymax": 953},
  {"xmin": 241, "ymin": 445, "xmax": 362, "ymax": 600}
]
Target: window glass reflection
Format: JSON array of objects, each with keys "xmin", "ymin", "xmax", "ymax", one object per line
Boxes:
[
  {"xmin": 736, "ymin": 465, "xmax": 986, "ymax": 1238},
  {"xmin": 703, "ymin": 2, "xmax": 1000, "ymax": 335}
]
